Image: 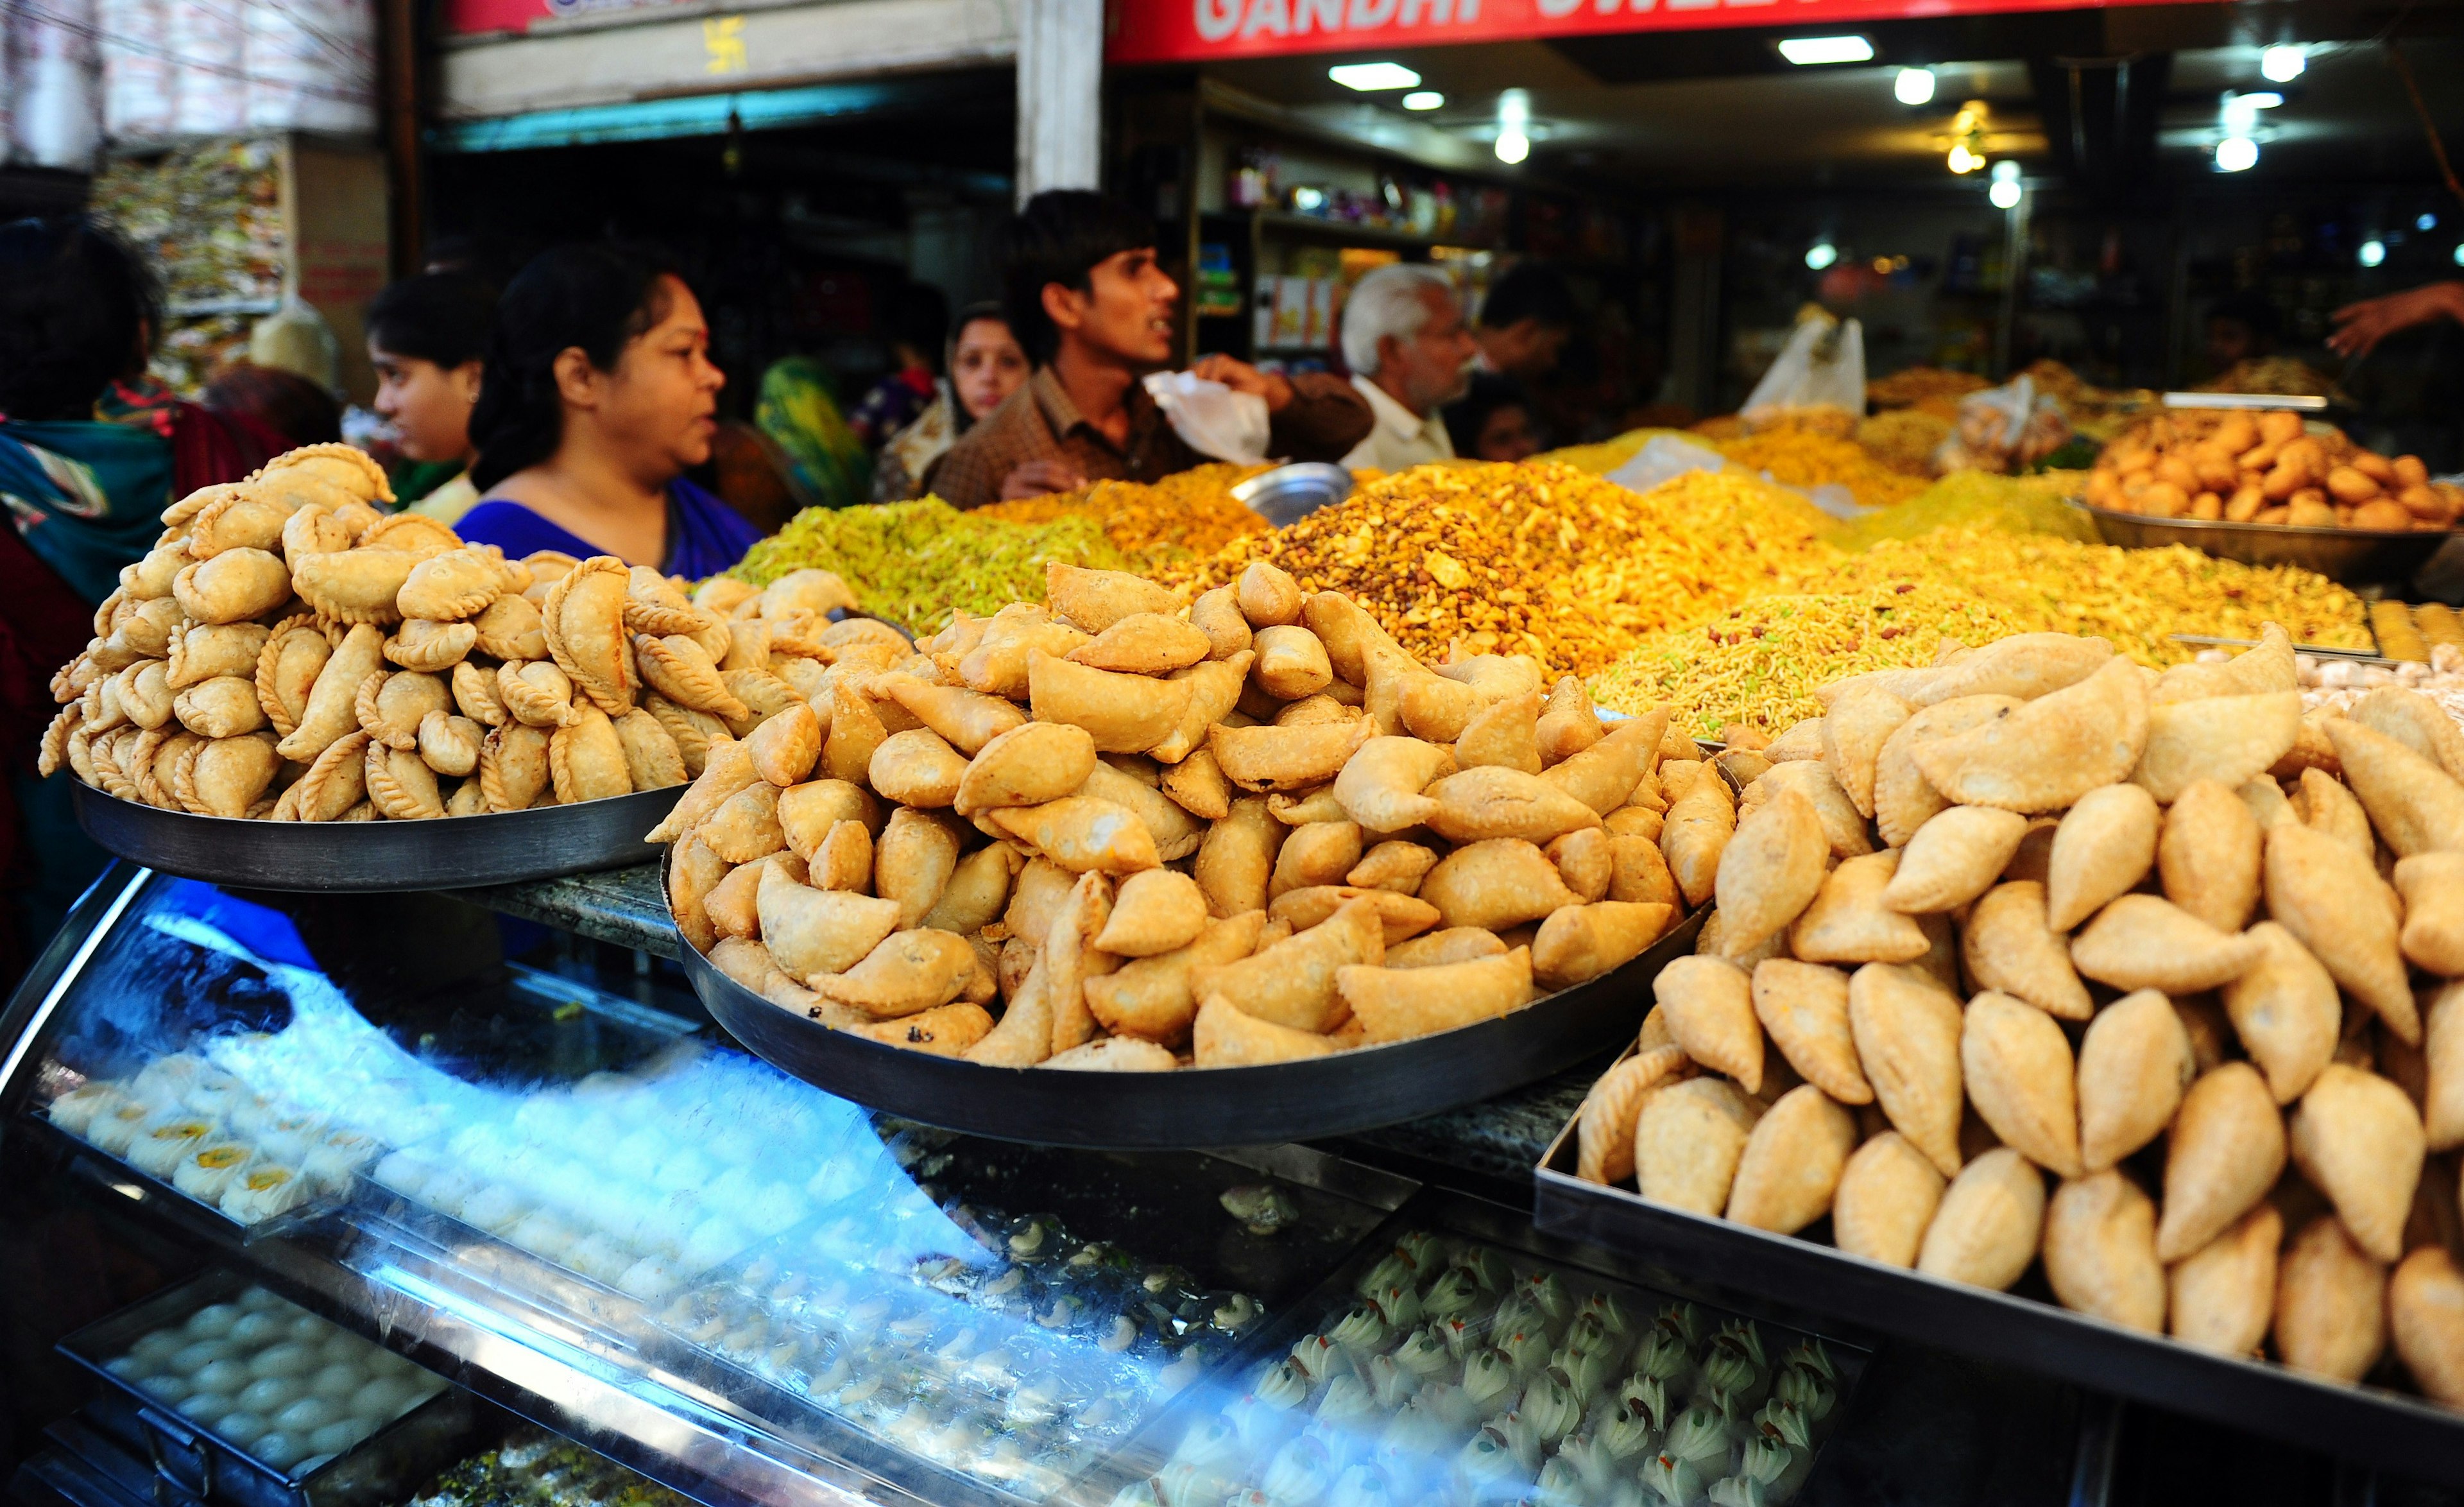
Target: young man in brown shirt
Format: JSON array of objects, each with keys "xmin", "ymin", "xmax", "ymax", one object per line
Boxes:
[{"xmin": 925, "ymin": 191, "xmax": 1373, "ymax": 508}]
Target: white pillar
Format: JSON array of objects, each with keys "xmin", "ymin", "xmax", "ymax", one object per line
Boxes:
[{"xmin": 1014, "ymin": 0, "xmax": 1103, "ymax": 203}]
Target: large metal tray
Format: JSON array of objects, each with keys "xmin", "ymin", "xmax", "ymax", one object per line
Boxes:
[
  {"xmin": 2071, "ymin": 499, "xmax": 2452, "ymax": 586},
  {"xmin": 1528, "ymin": 1062, "xmax": 2464, "ymax": 1490},
  {"xmin": 680, "ymin": 854, "xmax": 1705, "ymax": 1148},
  {"xmin": 73, "ymin": 781, "xmax": 681, "ymax": 891}
]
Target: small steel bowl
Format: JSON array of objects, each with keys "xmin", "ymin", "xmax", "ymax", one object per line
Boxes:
[
  {"xmin": 2069, "ymin": 501, "xmax": 2455, "ymax": 587},
  {"xmin": 1231, "ymin": 463, "xmax": 1354, "ymax": 527}
]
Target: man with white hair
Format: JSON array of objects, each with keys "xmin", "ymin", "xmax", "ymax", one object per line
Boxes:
[{"xmin": 1338, "ymin": 263, "xmax": 1478, "ymax": 472}]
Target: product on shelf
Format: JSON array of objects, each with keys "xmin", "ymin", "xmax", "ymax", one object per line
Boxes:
[
  {"xmin": 2085, "ymin": 410, "xmax": 2459, "ymax": 530},
  {"xmin": 2015, "ymin": 361, "xmax": 2155, "ymax": 440},
  {"xmin": 2192, "ymin": 357, "xmax": 2347, "ymax": 402},
  {"xmin": 96, "ymin": 1283, "xmax": 443, "ymax": 1474},
  {"xmin": 1570, "ymin": 624, "xmax": 2464, "ymax": 1411},
  {"xmin": 38, "ymin": 443, "xmax": 831, "ymax": 822},
  {"xmin": 407, "ymin": 1426, "xmax": 696, "ymax": 1507},
  {"xmin": 1121, "ymin": 1228, "xmax": 1851, "ymax": 1507},
  {"xmin": 975, "ymin": 466, "xmax": 1273, "ymax": 566},
  {"xmin": 1168, "ymin": 461, "xmax": 1838, "ymax": 676},
  {"xmin": 662, "ymin": 557, "xmax": 1711, "ymax": 1069},
  {"xmin": 650, "ymin": 1129, "xmax": 1268, "ymax": 1499},
  {"xmin": 1826, "ymin": 471, "xmax": 2100, "ymax": 549},
  {"xmin": 2370, "ymin": 603, "xmax": 2464, "ymax": 665},
  {"xmin": 728, "ymin": 499, "xmax": 1131, "ymax": 635},
  {"xmin": 1865, "ymin": 367, "xmax": 1991, "ymax": 417}
]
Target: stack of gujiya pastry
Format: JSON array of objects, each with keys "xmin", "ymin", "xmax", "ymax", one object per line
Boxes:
[
  {"xmin": 38, "ymin": 443, "xmax": 866, "ymax": 822},
  {"xmin": 662, "ymin": 558, "xmax": 1698, "ymax": 1069},
  {"xmin": 1572, "ymin": 623, "xmax": 2464, "ymax": 1409}
]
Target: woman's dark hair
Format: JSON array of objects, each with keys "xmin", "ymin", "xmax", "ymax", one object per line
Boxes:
[
  {"xmin": 1000, "ymin": 191, "xmax": 1156, "ymax": 365},
  {"xmin": 468, "ymin": 242, "xmax": 678, "ymax": 492},
  {"xmin": 1478, "ymin": 262, "xmax": 1577, "ymax": 333},
  {"xmin": 889, "ymin": 281, "xmax": 952, "ymax": 368},
  {"xmin": 0, "ymin": 216, "xmax": 162, "ymax": 421},
  {"xmin": 203, "ymin": 362, "xmax": 342, "ymax": 449},
  {"xmin": 367, "ymin": 270, "xmax": 498, "ymax": 370}
]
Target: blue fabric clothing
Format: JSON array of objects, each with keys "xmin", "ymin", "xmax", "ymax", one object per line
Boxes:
[
  {"xmin": 454, "ymin": 478, "xmax": 760, "ymax": 578},
  {"xmin": 0, "ymin": 418, "xmax": 178, "ymax": 605}
]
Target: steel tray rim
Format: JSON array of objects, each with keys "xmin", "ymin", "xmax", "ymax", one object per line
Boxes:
[
  {"xmin": 2066, "ymin": 499, "xmax": 2453, "ymax": 585},
  {"xmin": 1529, "ymin": 1058, "xmax": 2464, "ymax": 1488},
  {"xmin": 71, "ymin": 781, "xmax": 683, "ymax": 892},
  {"xmin": 676, "ymin": 849, "xmax": 1705, "ymax": 1150}
]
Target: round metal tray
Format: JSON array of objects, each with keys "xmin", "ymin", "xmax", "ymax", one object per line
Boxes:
[
  {"xmin": 72, "ymin": 780, "xmax": 682, "ymax": 892},
  {"xmin": 679, "ymin": 860, "xmax": 1706, "ymax": 1149},
  {"xmin": 2070, "ymin": 499, "xmax": 2454, "ymax": 585},
  {"xmin": 1231, "ymin": 462, "xmax": 1354, "ymax": 527}
]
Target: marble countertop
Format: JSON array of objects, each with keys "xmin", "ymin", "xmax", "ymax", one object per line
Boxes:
[{"xmin": 462, "ymin": 863, "xmax": 1586, "ymax": 1175}]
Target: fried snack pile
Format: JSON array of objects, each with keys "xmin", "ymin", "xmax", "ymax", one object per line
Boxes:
[
  {"xmin": 729, "ymin": 499, "xmax": 1130, "ymax": 635},
  {"xmin": 1851, "ymin": 409, "xmax": 1953, "ymax": 478},
  {"xmin": 1712, "ymin": 430, "xmax": 1931, "ymax": 513},
  {"xmin": 1866, "ymin": 368, "xmax": 1990, "ymax": 417},
  {"xmin": 1827, "ymin": 471, "xmax": 2100, "ymax": 549},
  {"xmin": 1592, "ymin": 583, "xmax": 2026, "ymax": 739},
  {"xmin": 1169, "ymin": 462, "xmax": 1838, "ymax": 676},
  {"xmin": 38, "ymin": 445, "xmax": 859, "ymax": 822},
  {"xmin": 661, "ymin": 559, "xmax": 1713, "ymax": 1070},
  {"xmin": 2089, "ymin": 409, "xmax": 2460, "ymax": 530},
  {"xmin": 975, "ymin": 465, "xmax": 1271, "ymax": 564},
  {"xmin": 2194, "ymin": 356, "xmax": 2347, "ymax": 401},
  {"xmin": 1572, "ymin": 624, "xmax": 2464, "ymax": 1409}
]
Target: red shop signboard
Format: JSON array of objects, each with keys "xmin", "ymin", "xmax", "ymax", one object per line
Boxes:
[{"xmin": 1107, "ymin": 0, "xmax": 2171, "ymax": 65}]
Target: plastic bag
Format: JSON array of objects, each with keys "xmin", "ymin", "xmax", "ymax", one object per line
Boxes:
[
  {"xmin": 1604, "ymin": 433, "xmax": 1728, "ymax": 494},
  {"xmin": 1933, "ymin": 375, "xmax": 2073, "ymax": 475},
  {"xmin": 1743, "ymin": 313, "xmax": 1865, "ymax": 426},
  {"xmin": 1144, "ymin": 370, "xmax": 1270, "ymax": 465}
]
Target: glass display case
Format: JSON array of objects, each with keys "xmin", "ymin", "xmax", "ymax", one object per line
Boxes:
[{"xmin": 0, "ymin": 864, "xmax": 2422, "ymax": 1507}]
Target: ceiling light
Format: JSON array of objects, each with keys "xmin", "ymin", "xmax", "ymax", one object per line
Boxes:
[
  {"xmin": 1329, "ymin": 62, "xmax": 1421, "ymax": 91},
  {"xmin": 2418, "ymin": 212, "xmax": 2438, "ymax": 232},
  {"xmin": 1989, "ymin": 178, "xmax": 2021, "ymax": 209},
  {"xmin": 1401, "ymin": 91, "xmax": 1444, "ymax": 110},
  {"xmin": 2453, "ymin": 243, "xmax": 2464, "ymax": 267},
  {"xmin": 1894, "ymin": 68, "xmax": 1935, "ymax": 105},
  {"xmin": 1777, "ymin": 35, "xmax": 1874, "ymax": 65},
  {"xmin": 1947, "ymin": 144, "xmax": 1982, "ymax": 173},
  {"xmin": 2260, "ymin": 45, "xmax": 2306, "ymax": 83},
  {"xmin": 2214, "ymin": 135, "xmax": 2258, "ymax": 172},
  {"xmin": 1494, "ymin": 129, "xmax": 1530, "ymax": 164},
  {"xmin": 1991, "ymin": 159, "xmax": 2021, "ymax": 182},
  {"xmin": 2241, "ymin": 90, "xmax": 2283, "ymax": 108},
  {"xmin": 1498, "ymin": 88, "xmax": 1530, "ymax": 128},
  {"xmin": 2360, "ymin": 239, "xmax": 2386, "ymax": 268},
  {"xmin": 1805, "ymin": 242, "xmax": 1838, "ymax": 270}
]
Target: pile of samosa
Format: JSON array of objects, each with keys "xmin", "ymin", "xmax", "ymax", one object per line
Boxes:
[
  {"xmin": 663, "ymin": 559, "xmax": 1702, "ymax": 1071},
  {"xmin": 1575, "ymin": 622, "xmax": 2464, "ymax": 1409}
]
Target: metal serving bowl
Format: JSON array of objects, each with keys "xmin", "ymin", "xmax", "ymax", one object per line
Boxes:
[
  {"xmin": 1232, "ymin": 462, "xmax": 1354, "ymax": 527},
  {"xmin": 2069, "ymin": 500, "xmax": 2456, "ymax": 587}
]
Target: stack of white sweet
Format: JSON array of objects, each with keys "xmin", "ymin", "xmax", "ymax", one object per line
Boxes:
[
  {"xmin": 2293, "ymin": 645, "xmax": 2464, "ymax": 736},
  {"xmin": 47, "ymin": 1053, "xmax": 387, "ymax": 1223},
  {"xmin": 369, "ymin": 1047, "xmax": 851, "ymax": 1303},
  {"xmin": 1121, "ymin": 1231, "xmax": 1842, "ymax": 1507},
  {"xmin": 99, "ymin": 1284, "xmax": 443, "ymax": 1474}
]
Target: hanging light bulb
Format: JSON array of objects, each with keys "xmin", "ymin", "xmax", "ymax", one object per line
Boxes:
[
  {"xmin": 1989, "ymin": 177, "xmax": 2021, "ymax": 209},
  {"xmin": 1495, "ymin": 129, "xmax": 1530, "ymax": 164},
  {"xmin": 2260, "ymin": 45, "xmax": 2306, "ymax": 83},
  {"xmin": 1947, "ymin": 144, "xmax": 1982, "ymax": 173},
  {"xmin": 2214, "ymin": 135, "xmax": 2258, "ymax": 172},
  {"xmin": 1806, "ymin": 242, "xmax": 1839, "ymax": 270},
  {"xmin": 1893, "ymin": 67, "xmax": 1935, "ymax": 105},
  {"xmin": 2359, "ymin": 239, "xmax": 2386, "ymax": 268}
]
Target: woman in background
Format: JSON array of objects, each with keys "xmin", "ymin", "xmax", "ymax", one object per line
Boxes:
[
  {"xmin": 458, "ymin": 243, "xmax": 756, "ymax": 576},
  {"xmin": 871, "ymin": 304, "xmax": 1031, "ymax": 501},
  {"xmin": 1444, "ymin": 372, "xmax": 1542, "ymax": 463},
  {"xmin": 365, "ymin": 269, "xmax": 495, "ymax": 525}
]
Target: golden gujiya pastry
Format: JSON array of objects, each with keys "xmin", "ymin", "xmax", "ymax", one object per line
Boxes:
[
  {"xmin": 1821, "ymin": 684, "xmax": 1913, "ymax": 818},
  {"xmin": 1917, "ymin": 1148, "xmax": 2045, "ymax": 1291},
  {"xmin": 2157, "ymin": 777, "xmax": 2264, "ymax": 935},
  {"xmin": 1843, "ymin": 961, "xmax": 1963, "ymax": 1177},
  {"xmin": 1789, "ymin": 850, "xmax": 1930, "ymax": 967},
  {"xmin": 2130, "ymin": 692, "xmax": 2302, "ymax": 804},
  {"xmin": 2391, "ymin": 1246, "xmax": 2464, "ymax": 1408},
  {"xmin": 1751, "ymin": 958, "xmax": 1870, "ymax": 1105},
  {"xmin": 1418, "ymin": 838, "xmax": 1584, "ymax": 933},
  {"xmin": 1725, "ymin": 1083, "xmax": 1856, "ymax": 1234},
  {"xmin": 2290, "ymin": 1062, "xmax": 2426, "ymax": 1264},
  {"xmin": 1532, "ymin": 900, "xmax": 1672, "ymax": 989},
  {"xmin": 1831, "ymin": 1130, "xmax": 1945, "ymax": 1268},
  {"xmin": 2043, "ymin": 782, "xmax": 2159, "ymax": 932},
  {"xmin": 1871, "ymin": 694, "xmax": 2022, "ymax": 848},
  {"xmin": 1960, "ymin": 990, "xmax": 2082, "ymax": 1178},
  {"xmin": 1655, "ymin": 955, "xmax": 1763, "ymax": 1093},
  {"xmin": 1962, "ymin": 881, "xmax": 2092, "ymax": 1021},
  {"xmin": 1740, "ymin": 758, "xmax": 1871, "ymax": 859},
  {"xmin": 2264, "ymin": 822, "xmax": 2420, "ymax": 1045},
  {"xmin": 1637, "ymin": 1077, "xmax": 1761, "ymax": 1216},
  {"xmin": 1713, "ymin": 786, "xmax": 1829, "ymax": 959},
  {"xmin": 1881, "ymin": 805, "xmax": 2030, "ymax": 914},
  {"xmin": 1910, "ymin": 657, "xmax": 2150, "ymax": 814},
  {"xmin": 2076, "ymin": 988, "xmax": 2195, "ymax": 1172},
  {"xmin": 2395, "ymin": 854, "xmax": 2464, "ymax": 979},
  {"xmin": 2155, "ymin": 1062, "xmax": 2286, "ymax": 1262},
  {"xmin": 2169, "ymin": 1204, "xmax": 2281, "ymax": 1357},
  {"xmin": 2323, "ymin": 714, "xmax": 2464, "ymax": 858},
  {"xmin": 1337, "ymin": 947, "xmax": 1535, "ymax": 1044},
  {"xmin": 2424, "ymin": 982, "xmax": 2464, "ymax": 1153},
  {"xmin": 1575, "ymin": 1044, "xmax": 1692, "ymax": 1185},
  {"xmin": 2042, "ymin": 1169, "xmax": 2167, "ymax": 1334},
  {"xmin": 2219, "ymin": 921, "xmax": 2342, "ymax": 1105},
  {"xmin": 2274, "ymin": 1214, "xmax": 2388, "ymax": 1383},
  {"xmin": 2068, "ymin": 893, "xmax": 2263, "ymax": 995},
  {"xmin": 1659, "ymin": 769, "xmax": 1735, "ymax": 909}
]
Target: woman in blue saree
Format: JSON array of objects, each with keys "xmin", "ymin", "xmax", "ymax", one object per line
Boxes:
[{"xmin": 456, "ymin": 245, "xmax": 758, "ymax": 578}]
